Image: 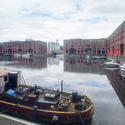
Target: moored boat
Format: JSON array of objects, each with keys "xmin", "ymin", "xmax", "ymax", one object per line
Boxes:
[
  {"xmin": 103, "ymin": 60, "xmax": 120, "ymax": 68},
  {"xmin": 92, "ymin": 56, "xmax": 107, "ymax": 60},
  {"xmin": 120, "ymin": 64, "xmax": 125, "ymax": 78},
  {"xmin": 0, "ymin": 69, "xmax": 94, "ymax": 125}
]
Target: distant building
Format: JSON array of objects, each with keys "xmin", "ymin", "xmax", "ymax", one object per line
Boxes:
[
  {"xmin": 64, "ymin": 39, "xmax": 108, "ymax": 56},
  {"xmin": 0, "ymin": 40, "xmax": 47, "ymax": 56},
  {"xmin": 47, "ymin": 41, "xmax": 60, "ymax": 54},
  {"xmin": 60, "ymin": 45, "xmax": 64, "ymax": 51}
]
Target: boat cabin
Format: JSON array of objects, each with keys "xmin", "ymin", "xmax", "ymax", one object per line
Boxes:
[{"xmin": 0, "ymin": 69, "xmax": 20, "ymax": 94}]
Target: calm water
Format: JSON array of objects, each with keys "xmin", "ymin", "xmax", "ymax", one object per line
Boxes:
[{"xmin": 0, "ymin": 56, "xmax": 125, "ymax": 125}]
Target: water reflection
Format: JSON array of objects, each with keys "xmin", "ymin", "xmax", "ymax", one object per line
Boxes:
[
  {"xmin": 64, "ymin": 56, "xmax": 105, "ymax": 75},
  {"xmin": 48, "ymin": 57, "xmax": 60, "ymax": 65},
  {"xmin": 106, "ymin": 69, "xmax": 125, "ymax": 108},
  {"xmin": 0, "ymin": 56, "xmax": 47, "ymax": 69},
  {"xmin": 0, "ymin": 56, "xmax": 125, "ymax": 125}
]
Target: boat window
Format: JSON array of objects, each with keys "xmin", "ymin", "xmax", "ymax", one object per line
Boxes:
[{"xmin": 4, "ymin": 76, "xmax": 8, "ymax": 82}]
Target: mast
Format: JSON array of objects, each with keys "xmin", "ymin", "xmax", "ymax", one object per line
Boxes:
[
  {"xmin": 60, "ymin": 80, "xmax": 63, "ymax": 99},
  {"xmin": 61, "ymin": 80, "xmax": 63, "ymax": 92}
]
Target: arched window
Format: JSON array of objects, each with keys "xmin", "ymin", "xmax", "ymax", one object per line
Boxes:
[
  {"xmin": 85, "ymin": 48, "xmax": 92, "ymax": 54},
  {"xmin": 69, "ymin": 48, "xmax": 76, "ymax": 54},
  {"xmin": 98, "ymin": 50, "xmax": 100, "ymax": 55},
  {"xmin": 113, "ymin": 47, "xmax": 114, "ymax": 55},
  {"xmin": 18, "ymin": 49, "xmax": 22, "ymax": 54},
  {"xmin": 102, "ymin": 48, "xmax": 105, "ymax": 55},
  {"xmin": 81, "ymin": 48, "xmax": 84, "ymax": 54},
  {"xmin": 8, "ymin": 49, "xmax": 12, "ymax": 55},
  {"xmin": 120, "ymin": 43, "xmax": 124, "ymax": 56}
]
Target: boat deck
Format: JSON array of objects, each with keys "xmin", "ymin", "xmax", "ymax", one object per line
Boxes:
[{"xmin": 1, "ymin": 85, "xmax": 92, "ymax": 113}]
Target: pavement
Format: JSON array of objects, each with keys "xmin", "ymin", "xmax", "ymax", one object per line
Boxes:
[{"xmin": 0, "ymin": 114, "xmax": 39, "ymax": 125}]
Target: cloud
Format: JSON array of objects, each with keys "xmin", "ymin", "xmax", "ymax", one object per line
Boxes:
[{"xmin": 0, "ymin": 0, "xmax": 125, "ymax": 45}]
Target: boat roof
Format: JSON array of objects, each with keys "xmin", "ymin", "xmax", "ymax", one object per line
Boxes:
[
  {"xmin": 0, "ymin": 70, "xmax": 9, "ymax": 77},
  {"xmin": 0, "ymin": 69, "xmax": 19, "ymax": 77}
]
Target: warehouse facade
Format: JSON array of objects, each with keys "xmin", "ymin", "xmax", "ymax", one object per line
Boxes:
[
  {"xmin": 64, "ymin": 38, "xmax": 108, "ymax": 56},
  {"xmin": 64, "ymin": 21, "xmax": 125, "ymax": 56},
  {"xmin": 0, "ymin": 40, "xmax": 47, "ymax": 56}
]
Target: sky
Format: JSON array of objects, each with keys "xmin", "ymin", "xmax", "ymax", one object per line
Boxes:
[{"xmin": 0, "ymin": 0, "xmax": 125, "ymax": 45}]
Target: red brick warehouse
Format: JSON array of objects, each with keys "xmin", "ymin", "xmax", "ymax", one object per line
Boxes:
[
  {"xmin": 64, "ymin": 39, "xmax": 108, "ymax": 56},
  {"xmin": 64, "ymin": 21, "xmax": 125, "ymax": 56},
  {"xmin": 108, "ymin": 21, "xmax": 125, "ymax": 56},
  {"xmin": 0, "ymin": 40, "xmax": 47, "ymax": 56}
]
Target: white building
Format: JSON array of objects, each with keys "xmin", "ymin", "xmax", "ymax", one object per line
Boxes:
[{"xmin": 47, "ymin": 41, "xmax": 60, "ymax": 54}]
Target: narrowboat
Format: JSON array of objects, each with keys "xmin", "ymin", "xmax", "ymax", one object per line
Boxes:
[{"xmin": 0, "ymin": 69, "xmax": 94, "ymax": 125}]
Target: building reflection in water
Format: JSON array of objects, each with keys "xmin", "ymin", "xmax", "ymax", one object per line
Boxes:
[
  {"xmin": 64, "ymin": 56, "xmax": 106, "ymax": 75},
  {"xmin": 106, "ymin": 70, "xmax": 125, "ymax": 108},
  {"xmin": 0, "ymin": 56, "xmax": 47, "ymax": 69},
  {"xmin": 47, "ymin": 57, "xmax": 60, "ymax": 65}
]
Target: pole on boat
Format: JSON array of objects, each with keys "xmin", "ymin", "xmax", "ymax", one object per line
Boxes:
[
  {"xmin": 60, "ymin": 80, "xmax": 63, "ymax": 99},
  {"xmin": 61, "ymin": 80, "xmax": 63, "ymax": 92}
]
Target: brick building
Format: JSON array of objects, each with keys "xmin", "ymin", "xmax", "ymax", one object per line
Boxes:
[
  {"xmin": 0, "ymin": 40, "xmax": 47, "ymax": 56},
  {"xmin": 64, "ymin": 38, "xmax": 108, "ymax": 56},
  {"xmin": 64, "ymin": 21, "xmax": 125, "ymax": 57},
  {"xmin": 108, "ymin": 21, "xmax": 125, "ymax": 56}
]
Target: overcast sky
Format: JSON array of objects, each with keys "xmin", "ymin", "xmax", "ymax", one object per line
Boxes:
[{"xmin": 0, "ymin": 0, "xmax": 125, "ymax": 45}]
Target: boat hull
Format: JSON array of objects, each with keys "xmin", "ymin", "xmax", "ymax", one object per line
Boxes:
[
  {"xmin": 104, "ymin": 63, "xmax": 120, "ymax": 68},
  {"xmin": 120, "ymin": 68, "xmax": 125, "ymax": 78},
  {"xmin": 0, "ymin": 98, "xmax": 94, "ymax": 125}
]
